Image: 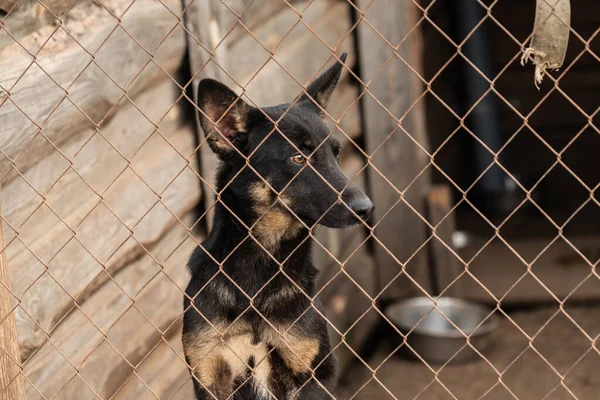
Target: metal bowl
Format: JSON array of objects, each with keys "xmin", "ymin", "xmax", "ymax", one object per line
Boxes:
[{"xmin": 385, "ymin": 297, "xmax": 499, "ymax": 364}]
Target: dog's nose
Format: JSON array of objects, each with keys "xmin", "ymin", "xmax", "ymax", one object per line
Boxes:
[{"xmin": 348, "ymin": 196, "xmax": 375, "ymax": 220}]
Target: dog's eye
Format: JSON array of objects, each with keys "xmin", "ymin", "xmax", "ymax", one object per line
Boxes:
[{"xmin": 290, "ymin": 153, "xmax": 307, "ymax": 165}]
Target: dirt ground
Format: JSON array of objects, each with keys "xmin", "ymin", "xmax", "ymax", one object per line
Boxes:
[{"xmin": 336, "ymin": 306, "xmax": 600, "ymax": 400}]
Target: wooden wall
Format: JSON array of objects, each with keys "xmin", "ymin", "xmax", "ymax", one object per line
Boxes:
[{"xmin": 1, "ymin": 0, "xmax": 200, "ymax": 398}]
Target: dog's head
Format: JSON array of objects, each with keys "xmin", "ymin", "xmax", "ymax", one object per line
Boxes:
[{"xmin": 196, "ymin": 53, "xmax": 374, "ymax": 230}]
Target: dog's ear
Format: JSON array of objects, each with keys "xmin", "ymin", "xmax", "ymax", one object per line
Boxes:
[
  {"xmin": 296, "ymin": 53, "xmax": 347, "ymax": 115},
  {"xmin": 196, "ymin": 79, "xmax": 254, "ymax": 161}
]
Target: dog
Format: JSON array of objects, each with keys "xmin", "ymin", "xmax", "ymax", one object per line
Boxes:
[{"xmin": 182, "ymin": 52, "xmax": 374, "ymax": 400}]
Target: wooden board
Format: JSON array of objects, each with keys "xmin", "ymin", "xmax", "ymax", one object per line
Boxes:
[
  {"xmin": 2, "ymin": 79, "xmax": 184, "ymax": 235},
  {"xmin": 2, "ymin": 93, "xmax": 199, "ymax": 359},
  {"xmin": 215, "ymin": 0, "xmax": 305, "ymax": 45},
  {"xmin": 228, "ymin": 1, "xmax": 355, "ymax": 106},
  {"xmin": 326, "ymin": 79, "xmax": 362, "ymax": 144},
  {"xmin": 425, "ymin": 184, "xmax": 462, "ymax": 296},
  {"xmin": 0, "ymin": 0, "xmax": 185, "ymax": 183},
  {"xmin": 0, "ymin": 0, "xmax": 18, "ymax": 12},
  {"xmin": 112, "ymin": 326, "xmax": 195, "ymax": 400},
  {"xmin": 0, "ymin": 185, "xmax": 25, "ymax": 400},
  {"xmin": 23, "ymin": 216, "xmax": 198, "ymax": 400},
  {"xmin": 0, "ymin": 0, "xmax": 88, "ymax": 49},
  {"xmin": 356, "ymin": 0, "xmax": 430, "ymax": 300}
]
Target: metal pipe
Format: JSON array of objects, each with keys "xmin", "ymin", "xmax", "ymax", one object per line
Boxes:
[{"xmin": 454, "ymin": 0, "xmax": 505, "ymax": 195}]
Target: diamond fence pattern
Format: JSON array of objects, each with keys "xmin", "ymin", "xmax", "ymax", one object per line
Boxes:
[{"xmin": 0, "ymin": 0, "xmax": 598, "ymax": 399}]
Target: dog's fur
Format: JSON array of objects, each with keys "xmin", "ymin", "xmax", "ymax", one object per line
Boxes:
[{"xmin": 183, "ymin": 53, "xmax": 374, "ymax": 400}]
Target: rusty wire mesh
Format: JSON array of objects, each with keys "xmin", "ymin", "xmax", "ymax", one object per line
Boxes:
[{"xmin": 0, "ymin": 0, "xmax": 599, "ymax": 399}]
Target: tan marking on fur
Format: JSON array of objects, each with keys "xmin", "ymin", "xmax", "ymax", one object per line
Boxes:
[
  {"xmin": 249, "ymin": 183, "xmax": 302, "ymax": 251},
  {"xmin": 264, "ymin": 326, "xmax": 320, "ymax": 375},
  {"xmin": 279, "ymin": 193, "xmax": 295, "ymax": 208},
  {"xmin": 263, "ymin": 285, "xmax": 299, "ymax": 311},
  {"xmin": 183, "ymin": 325, "xmax": 221, "ymax": 389},
  {"xmin": 208, "ymin": 135, "xmax": 231, "ymax": 150},
  {"xmin": 314, "ymin": 92, "xmax": 324, "ymax": 104},
  {"xmin": 183, "ymin": 321, "xmax": 271, "ymax": 398},
  {"xmin": 250, "ymin": 181, "xmax": 272, "ymax": 205},
  {"xmin": 222, "ymin": 334, "xmax": 272, "ymax": 397},
  {"xmin": 231, "ymin": 103, "xmax": 249, "ymax": 133},
  {"xmin": 214, "ymin": 280, "xmax": 236, "ymax": 307},
  {"xmin": 202, "ymin": 354, "xmax": 233, "ymax": 399}
]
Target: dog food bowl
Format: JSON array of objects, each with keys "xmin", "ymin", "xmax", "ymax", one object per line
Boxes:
[{"xmin": 385, "ymin": 297, "xmax": 498, "ymax": 364}]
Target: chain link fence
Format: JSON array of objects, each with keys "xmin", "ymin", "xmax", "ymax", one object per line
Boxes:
[{"xmin": 1, "ymin": 0, "xmax": 598, "ymax": 399}]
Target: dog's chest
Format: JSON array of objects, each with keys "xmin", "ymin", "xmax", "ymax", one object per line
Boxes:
[
  {"xmin": 221, "ymin": 330, "xmax": 273, "ymax": 399},
  {"xmin": 221, "ymin": 322, "xmax": 320, "ymax": 398},
  {"xmin": 207, "ymin": 274, "xmax": 308, "ymax": 317},
  {"xmin": 184, "ymin": 317, "xmax": 320, "ymax": 399}
]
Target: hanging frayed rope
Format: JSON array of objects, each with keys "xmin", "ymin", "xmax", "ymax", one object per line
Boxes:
[{"xmin": 520, "ymin": 0, "xmax": 571, "ymax": 89}]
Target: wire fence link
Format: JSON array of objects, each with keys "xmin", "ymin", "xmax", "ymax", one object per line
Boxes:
[{"xmin": 1, "ymin": 0, "xmax": 599, "ymax": 399}]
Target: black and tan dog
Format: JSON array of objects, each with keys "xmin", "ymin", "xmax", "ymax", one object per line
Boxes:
[{"xmin": 183, "ymin": 53, "xmax": 374, "ymax": 400}]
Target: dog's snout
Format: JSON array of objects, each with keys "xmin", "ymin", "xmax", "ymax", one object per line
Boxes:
[
  {"xmin": 342, "ymin": 185, "xmax": 375, "ymax": 221},
  {"xmin": 348, "ymin": 195, "xmax": 375, "ymax": 220}
]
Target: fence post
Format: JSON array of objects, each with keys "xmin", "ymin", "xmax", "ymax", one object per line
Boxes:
[
  {"xmin": 356, "ymin": 0, "xmax": 430, "ymax": 299},
  {"xmin": 425, "ymin": 184, "xmax": 461, "ymax": 297},
  {"xmin": 0, "ymin": 185, "xmax": 25, "ymax": 400}
]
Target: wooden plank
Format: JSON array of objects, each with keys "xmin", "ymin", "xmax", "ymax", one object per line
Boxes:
[
  {"xmin": 357, "ymin": 0, "xmax": 430, "ymax": 300},
  {"xmin": 112, "ymin": 326, "xmax": 195, "ymax": 400},
  {"xmin": 0, "ymin": 0, "xmax": 18, "ymax": 12},
  {"xmin": 23, "ymin": 215, "xmax": 198, "ymax": 400},
  {"xmin": 3, "ymin": 105, "xmax": 199, "ymax": 359},
  {"xmin": 228, "ymin": 1, "xmax": 355, "ymax": 105},
  {"xmin": 2, "ymin": 78, "xmax": 184, "ymax": 234},
  {"xmin": 0, "ymin": 0, "xmax": 185, "ymax": 183},
  {"xmin": 425, "ymin": 184, "xmax": 462, "ymax": 296},
  {"xmin": 0, "ymin": 185, "xmax": 25, "ymax": 400},
  {"xmin": 216, "ymin": 0, "xmax": 305, "ymax": 45},
  {"xmin": 0, "ymin": 0, "xmax": 88, "ymax": 49},
  {"xmin": 327, "ymin": 79, "xmax": 362, "ymax": 143},
  {"xmin": 225, "ymin": 0, "xmax": 352, "ymax": 87},
  {"xmin": 457, "ymin": 236, "xmax": 600, "ymax": 305}
]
